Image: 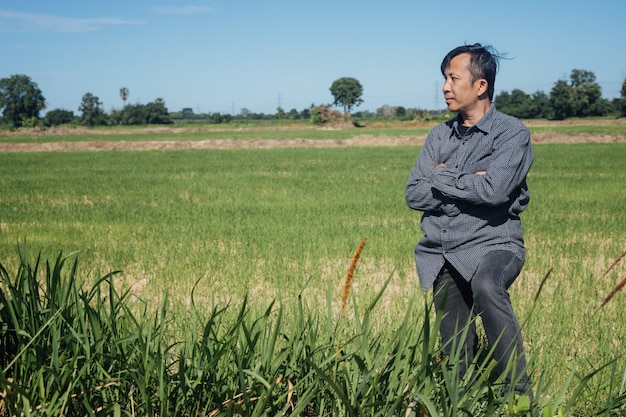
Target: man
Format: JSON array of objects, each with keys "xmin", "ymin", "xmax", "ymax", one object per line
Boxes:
[{"xmin": 405, "ymin": 43, "xmax": 533, "ymax": 396}]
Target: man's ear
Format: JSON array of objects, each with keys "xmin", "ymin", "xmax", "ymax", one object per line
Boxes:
[{"xmin": 476, "ymin": 79, "xmax": 489, "ymax": 98}]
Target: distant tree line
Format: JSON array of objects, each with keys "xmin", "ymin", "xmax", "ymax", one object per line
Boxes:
[
  {"xmin": 70, "ymin": 90, "xmax": 172, "ymax": 127},
  {"xmin": 1, "ymin": 70, "xmax": 626, "ymax": 129},
  {"xmin": 494, "ymin": 69, "xmax": 619, "ymax": 120},
  {"xmin": 0, "ymin": 78, "xmax": 172, "ymax": 128}
]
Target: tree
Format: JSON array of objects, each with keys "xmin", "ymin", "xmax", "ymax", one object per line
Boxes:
[
  {"xmin": 549, "ymin": 80, "xmax": 574, "ymax": 120},
  {"xmin": 376, "ymin": 105, "xmax": 396, "ymax": 119},
  {"xmin": 181, "ymin": 108, "xmax": 194, "ymax": 119},
  {"xmin": 79, "ymin": 92, "xmax": 108, "ymax": 126},
  {"xmin": 569, "ymin": 69, "xmax": 596, "ymax": 88},
  {"xmin": 566, "ymin": 69, "xmax": 605, "ymax": 117},
  {"xmin": 572, "ymin": 82, "xmax": 603, "ymax": 117},
  {"xmin": 119, "ymin": 103, "xmax": 144, "ymax": 125},
  {"xmin": 44, "ymin": 109, "xmax": 75, "ymax": 127},
  {"xmin": 145, "ymin": 98, "xmax": 171, "ymax": 124},
  {"xmin": 299, "ymin": 107, "xmax": 311, "ymax": 120},
  {"xmin": 621, "ymin": 77, "xmax": 626, "ymax": 117},
  {"xmin": 275, "ymin": 106, "xmax": 286, "ymax": 119},
  {"xmin": 552, "ymin": 69, "xmax": 608, "ymax": 118},
  {"xmin": 529, "ymin": 91, "xmax": 551, "ymax": 119},
  {"xmin": 330, "ymin": 77, "xmax": 363, "ymax": 117},
  {"xmin": 120, "ymin": 87, "xmax": 129, "ymax": 107},
  {"xmin": 495, "ymin": 89, "xmax": 536, "ymax": 119},
  {"xmin": 118, "ymin": 98, "xmax": 172, "ymax": 125},
  {"xmin": 0, "ymin": 74, "xmax": 46, "ymax": 127},
  {"xmin": 287, "ymin": 108, "xmax": 300, "ymax": 119}
]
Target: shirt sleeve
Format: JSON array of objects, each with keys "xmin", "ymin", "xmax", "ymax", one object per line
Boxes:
[
  {"xmin": 431, "ymin": 126, "xmax": 533, "ymax": 207},
  {"xmin": 405, "ymin": 129, "xmax": 463, "ymax": 217},
  {"xmin": 405, "ymin": 131, "xmax": 444, "ymax": 212}
]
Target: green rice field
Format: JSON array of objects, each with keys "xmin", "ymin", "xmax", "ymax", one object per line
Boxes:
[{"xmin": 0, "ymin": 125, "xmax": 625, "ymax": 415}]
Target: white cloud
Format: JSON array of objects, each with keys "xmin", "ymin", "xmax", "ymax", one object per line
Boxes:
[
  {"xmin": 0, "ymin": 10, "xmax": 143, "ymax": 33},
  {"xmin": 151, "ymin": 6, "xmax": 214, "ymax": 16}
]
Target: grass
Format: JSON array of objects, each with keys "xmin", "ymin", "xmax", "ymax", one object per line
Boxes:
[
  {"xmin": 1, "ymin": 243, "xmax": 624, "ymax": 415},
  {"xmin": 0, "ymin": 125, "xmax": 432, "ymax": 144},
  {"xmin": 0, "ymin": 131, "xmax": 625, "ymax": 415},
  {"xmin": 0, "ymin": 146, "xmax": 420, "ymax": 305},
  {"xmin": 1, "ymin": 117, "xmax": 625, "ymax": 144}
]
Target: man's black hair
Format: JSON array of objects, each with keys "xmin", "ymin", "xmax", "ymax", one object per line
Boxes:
[{"xmin": 441, "ymin": 43, "xmax": 501, "ymax": 101}]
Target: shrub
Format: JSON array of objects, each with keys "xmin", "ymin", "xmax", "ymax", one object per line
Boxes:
[{"xmin": 44, "ymin": 109, "xmax": 75, "ymax": 127}]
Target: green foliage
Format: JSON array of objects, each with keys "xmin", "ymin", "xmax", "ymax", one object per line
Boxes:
[
  {"xmin": 497, "ymin": 69, "xmax": 615, "ymax": 120},
  {"xmin": 495, "ymin": 89, "xmax": 550, "ymax": 119},
  {"xmin": 44, "ymin": 109, "xmax": 75, "ymax": 127},
  {"xmin": 110, "ymin": 98, "xmax": 172, "ymax": 126},
  {"xmin": 0, "ymin": 74, "xmax": 46, "ymax": 128},
  {"xmin": 0, "ymin": 249, "xmax": 624, "ymax": 415},
  {"xmin": 18, "ymin": 116, "xmax": 41, "ymax": 129},
  {"xmin": 569, "ymin": 69, "xmax": 596, "ymax": 87},
  {"xmin": 78, "ymin": 92, "xmax": 109, "ymax": 127},
  {"xmin": 620, "ymin": 78, "xmax": 626, "ymax": 116},
  {"xmin": 181, "ymin": 107, "xmax": 194, "ymax": 118},
  {"xmin": 208, "ymin": 112, "xmax": 231, "ymax": 124},
  {"xmin": 549, "ymin": 70, "xmax": 611, "ymax": 119},
  {"xmin": 330, "ymin": 77, "xmax": 364, "ymax": 115},
  {"xmin": 549, "ymin": 80, "xmax": 574, "ymax": 120},
  {"xmin": 119, "ymin": 87, "xmax": 129, "ymax": 105}
]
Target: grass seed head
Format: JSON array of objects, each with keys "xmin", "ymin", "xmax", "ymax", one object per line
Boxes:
[{"xmin": 341, "ymin": 237, "xmax": 367, "ymax": 314}]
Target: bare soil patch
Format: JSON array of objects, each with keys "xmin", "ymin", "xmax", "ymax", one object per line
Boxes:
[{"xmin": 0, "ymin": 121, "xmax": 624, "ymax": 152}]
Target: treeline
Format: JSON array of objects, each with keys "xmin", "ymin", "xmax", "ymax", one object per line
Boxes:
[
  {"xmin": 171, "ymin": 106, "xmax": 445, "ymax": 124},
  {"xmin": 45, "ymin": 93, "xmax": 172, "ymax": 127},
  {"xmin": 494, "ymin": 69, "xmax": 623, "ymax": 120},
  {"xmin": 1, "ymin": 69, "xmax": 626, "ymax": 129},
  {"xmin": 0, "ymin": 77, "xmax": 175, "ymax": 129}
]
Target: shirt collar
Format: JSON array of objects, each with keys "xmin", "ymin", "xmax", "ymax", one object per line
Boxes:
[{"xmin": 451, "ymin": 105, "xmax": 497, "ymax": 137}]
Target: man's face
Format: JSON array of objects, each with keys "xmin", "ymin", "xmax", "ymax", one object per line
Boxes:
[{"xmin": 442, "ymin": 53, "xmax": 484, "ymax": 115}]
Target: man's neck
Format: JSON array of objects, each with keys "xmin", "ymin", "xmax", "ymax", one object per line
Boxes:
[{"xmin": 460, "ymin": 101, "xmax": 491, "ymax": 127}]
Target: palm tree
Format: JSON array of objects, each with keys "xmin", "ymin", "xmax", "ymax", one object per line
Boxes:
[{"xmin": 119, "ymin": 87, "xmax": 129, "ymax": 107}]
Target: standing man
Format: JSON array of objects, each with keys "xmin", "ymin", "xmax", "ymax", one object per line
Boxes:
[{"xmin": 405, "ymin": 43, "xmax": 533, "ymax": 396}]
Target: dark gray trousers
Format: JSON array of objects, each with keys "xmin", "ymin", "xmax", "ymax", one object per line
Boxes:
[{"xmin": 433, "ymin": 250, "xmax": 532, "ymax": 395}]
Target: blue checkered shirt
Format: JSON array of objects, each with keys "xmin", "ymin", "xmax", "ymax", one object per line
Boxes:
[{"xmin": 406, "ymin": 106, "xmax": 534, "ymax": 291}]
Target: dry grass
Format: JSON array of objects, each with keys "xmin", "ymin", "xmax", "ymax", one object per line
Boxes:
[
  {"xmin": 600, "ymin": 276, "xmax": 626, "ymax": 309},
  {"xmin": 340, "ymin": 237, "xmax": 368, "ymax": 315},
  {"xmin": 599, "ymin": 249, "xmax": 626, "ymax": 309},
  {"xmin": 1, "ymin": 117, "xmax": 625, "ymax": 153}
]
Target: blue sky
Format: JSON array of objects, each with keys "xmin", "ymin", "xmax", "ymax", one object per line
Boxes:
[{"xmin": 2, "ymin": 1, "xmax": 625, "ymax": 115}]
